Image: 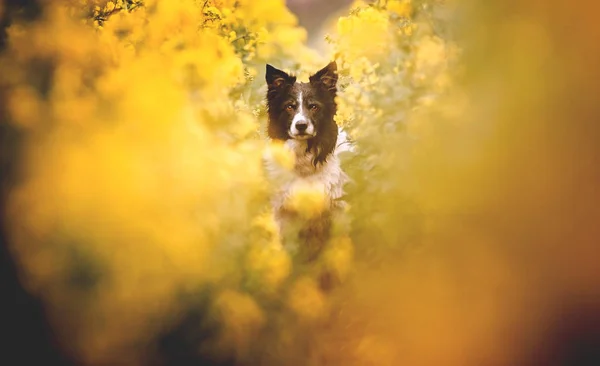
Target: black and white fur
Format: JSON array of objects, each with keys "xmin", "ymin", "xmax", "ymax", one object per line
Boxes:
[{"xmin": 264, "ymin": 61, "xmax": 352, "ymax": 260}]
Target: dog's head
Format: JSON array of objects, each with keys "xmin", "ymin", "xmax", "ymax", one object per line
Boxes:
[{"xmin": 265, "ymin": 61, "xmax": 339, "ymax": 165}]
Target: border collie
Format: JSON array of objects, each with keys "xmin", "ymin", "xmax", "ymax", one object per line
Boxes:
[{"xmin": 264, "ymin": 61, "xmax": 352, "ymax": 261}]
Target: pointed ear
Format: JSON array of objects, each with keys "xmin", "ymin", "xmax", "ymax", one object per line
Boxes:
[
  {"xmin": 266, "ymin": 64, "xmax": 295, "ymax": 89},
  {"xmin": 309, "ymin": 61, "xmax": 338, "ymax": 91}
]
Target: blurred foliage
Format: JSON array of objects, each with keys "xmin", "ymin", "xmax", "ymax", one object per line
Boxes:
[
  {"xmin": 329, "ymin": 0, "xmax": 462, "ymax": 264},
  {"xmin": 0, "ymin": 0, "xmax": 322, "ymax": 363},
  {"xmin": 2, "ymin": 0, "xmax": 600, "ymax": 365}
]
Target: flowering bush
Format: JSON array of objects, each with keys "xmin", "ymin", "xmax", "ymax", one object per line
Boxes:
[
  {"xmin": 1, "ymin": 0, "xmax": 321, "ymax": 363},
  {"xmin": 322, "ymin": 0, "xmax": 460, "ymax": 266},
  {"xmin": 0, "ymin": 0, "xmax": 456, "ymax": 364},
  {"xmin": 3, "ymin": 0, "xmax": 600, "ymax": 365}
]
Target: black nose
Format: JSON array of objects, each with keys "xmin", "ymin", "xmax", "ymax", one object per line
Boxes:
[{"xmin": 296, "ymin": 122, "xmax": 308, "ymax": 132}]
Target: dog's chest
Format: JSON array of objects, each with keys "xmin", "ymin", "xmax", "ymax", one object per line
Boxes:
[{"xmin": 265, "ymin": 136, "xmax": 350, "ymax": 213}]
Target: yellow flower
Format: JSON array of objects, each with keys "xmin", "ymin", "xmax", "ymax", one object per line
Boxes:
[
  {"xmin": 415, "ymin": 35, "xmax": 446, "ymax": 70},
  {"xmin": 252, "ymin": 211, "xmax": 280, "ymax": 238},
  {"xmin": 215, "ymin": 290, "xmax": 265, "ymax": 329},
  {"xmin": 214, "ymin": 290, "xmax": 266, "ymax": 352},
  {"xmin": 104, "ymin": 1, "xmax": 116, "ymax": 12},
  {"xmin": 322, "ymin": 235, "xmax": 354, "ymax": 282},
  {"xmin": 287, "ymin": 277, "xmax": 327, "ymax": 321},
  {"xmin": 387, "ymin": 0, "xmax": 412, "ymax": 17},
  {"xmin": 265, "ymin": 140, "xmax": 295, "ymax": 171},
  {"xmin": 246, "ymin": 241, "xmax": 291, "ymax": 292},
  {"xmin": 285, "ymin": 181, "xmax": 328, "ymax": 218},
  {"xmin": 336, "ymin": 6, "xmax": 391, "ymax": 60}
]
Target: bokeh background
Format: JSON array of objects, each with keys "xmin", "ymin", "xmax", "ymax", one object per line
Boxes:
[
  {"xmin": 286, "ymin": 0, "xmax": 353, "ymax": 48},
  {"xmin": 1, "ymin": 1, "xmax": 600, "ymax": 365}
]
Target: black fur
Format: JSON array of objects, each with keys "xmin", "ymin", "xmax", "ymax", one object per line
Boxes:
[{"xmin": 266, "ymin": 62, "xmax": 339, "ymax": 166}]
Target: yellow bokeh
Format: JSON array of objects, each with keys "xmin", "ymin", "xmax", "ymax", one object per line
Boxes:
[
  {"xmin": 387, "ymin": 0, "xmax": 412, "ymax": 17},
  {"xmin": 3, "ymin": 0, "xmax": 600, "ymax": 365},
  {"xmin": 336, "ymin": 5, "xmax": 392, "ymax": 60},
  {"xmin": 287, "ymin": 276, "xmax": 328, "ymax": 321},
  {"xmin": 264, "ymin": 140, "xmax": 296, "ymax": 171},
  {"xmin": 284, "ymin": 181, "xmax": 328, "ymax": 219}
]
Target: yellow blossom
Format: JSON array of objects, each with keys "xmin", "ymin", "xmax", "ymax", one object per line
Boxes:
[
  {"xmin": 246, "ymin": 241, "xmax": 291, "ymax": 292},
  {"xmin": 335, "ymin": 6, "xmax": 391, "ymax": 60},
  {"xmin": 265, "ymin": 140, "xmax": 295, "ymax": 171},
  {"xmin": 321, "ymin": 236, "xmax": 354, "ymax": 282},
  {"xmin": 287, "ymin": 277, "xmax": 327, "ymax": 321},
  {"xmin": 388, "ymin": 0, "xmax": 412, "ymax": 17},
  {"xmin": 2, "ymin": 0, "xmax": 312, "ymax": 363},
  {"xmin": 415, "ymin": 35, "xmax": 446, "ymax": 70},
  {"xmin": 285, "ymin": 181, "xmax": 328, "ymax": 218},
  {"xmin": 214, "ymin": 290, "xmax": 266, "ymax": 354},
  {"xmin": 104, "ymin": 1, "xmax": 116, "ymax": 12}
]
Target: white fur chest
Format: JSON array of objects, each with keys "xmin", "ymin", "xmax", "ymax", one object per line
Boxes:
[{"xmin": 265, "ymin": 129, "xmax": 353, "ymax": 214}]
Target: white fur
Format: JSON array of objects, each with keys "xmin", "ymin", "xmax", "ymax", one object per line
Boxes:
[
  {"xmin": 265, "ymin": 127, "xmax": 354, "ymax": 216},
  {"xmin": 290, "ymin": 92, "xmax": 314, "ymax": 137}
]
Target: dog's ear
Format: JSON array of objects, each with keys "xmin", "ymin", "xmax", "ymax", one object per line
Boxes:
[
  {"xmin": 266, "ymin": 64, "xmax": 295, "ymax": 89},
  {"xmin": 309, "ymin": 61, "xmax": 338, "ymax": 92}
]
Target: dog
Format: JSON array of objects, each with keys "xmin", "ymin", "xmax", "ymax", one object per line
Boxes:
[{"xmin": 264, "ymin": 61, "xmax": 352, "ymax": 261}]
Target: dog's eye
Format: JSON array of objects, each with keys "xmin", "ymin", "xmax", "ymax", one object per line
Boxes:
[
  {"xmin": 285, "ymin": 104, "xmax": 295, "ymax": 111},
  {"xmin": 309, "ymin": 104, "xmax": 319, "ymax": 111}
]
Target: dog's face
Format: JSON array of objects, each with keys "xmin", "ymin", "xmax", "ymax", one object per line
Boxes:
[{"xmin": 266, "ymin": 62, "xmax": 339, "ymax": 165}]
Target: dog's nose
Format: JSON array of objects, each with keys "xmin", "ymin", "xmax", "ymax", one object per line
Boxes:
[{"xmin": 295, "ymin": 121, "xmax": 308, "ymax": 132}]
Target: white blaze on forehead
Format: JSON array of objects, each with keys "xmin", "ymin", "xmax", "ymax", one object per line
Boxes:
[
  {"xmin": 292, "ymin": 92, "xmax": 305, "ymax": 124},
  {"xmin": 290, "ymin": 91, "xmax": 315, "ymax": 136}
]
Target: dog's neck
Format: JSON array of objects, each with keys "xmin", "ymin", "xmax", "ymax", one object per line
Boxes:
[
  {"xmin": 284, "ymin": 127, "xmax": 353, "ymax": 175},
  {"xmin": 265, "ymin": 127, "xmax": 352, "ymax": 217},
  {"xmin": 285, "ymin": 139, "xmax": 322, "ymax": 176}
]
